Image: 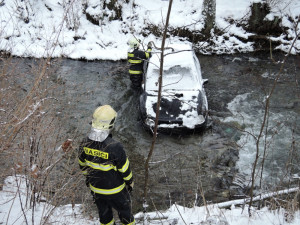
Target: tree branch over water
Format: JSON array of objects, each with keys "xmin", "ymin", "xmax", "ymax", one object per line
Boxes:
[
  {"xmin": 248, "ymin": 19, "xmax": 300, "ymax": 216},
  {"xmin": 143, "ymin": 0, "xmax": 173, "ymax": 210}
]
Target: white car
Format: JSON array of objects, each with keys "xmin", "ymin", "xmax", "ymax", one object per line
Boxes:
[{"xmin": 139, "ymin": 43, "xmax": 208, "ymax": 134}]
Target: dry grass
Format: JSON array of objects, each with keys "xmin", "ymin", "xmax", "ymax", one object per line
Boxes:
[{"xmin": 0, "ymin": 55, "xmax": 89, "ymax": 223}]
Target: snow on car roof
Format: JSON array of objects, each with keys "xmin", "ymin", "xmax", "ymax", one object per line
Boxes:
[
  {"xmin": 146, "ymin": 44, "xmax": 201, "ymax": 91},
  {"xmin": 150, "ymin": 43, "xmax": 195, "ymax": 69}
]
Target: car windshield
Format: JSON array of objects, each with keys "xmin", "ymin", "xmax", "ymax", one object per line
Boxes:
[{"xmin": 145, "ymin": 65, "xmax": 199, "ymax": 91}]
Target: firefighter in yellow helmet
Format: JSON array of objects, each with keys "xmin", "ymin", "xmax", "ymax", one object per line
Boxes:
[
  {"xmin": 78, "ymin": 105, "xmax": 135, "ymax": 225},
  {"xmin": 127, "ymin": 37, "xmax": 152, "ymax": 90}
]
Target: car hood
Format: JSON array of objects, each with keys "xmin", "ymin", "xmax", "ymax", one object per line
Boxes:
[{"xmin": 145, "ymin": 90, "xmax": 206, "ymax": 129}]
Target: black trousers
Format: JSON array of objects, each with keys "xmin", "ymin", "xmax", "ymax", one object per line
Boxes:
[
  {"xmin": 93, "ymin": 189, "xmax": 134, "ymax": 225},
  {"xmin": 129, "ymin": 73, "xmax": 143, "ymax": 89}
]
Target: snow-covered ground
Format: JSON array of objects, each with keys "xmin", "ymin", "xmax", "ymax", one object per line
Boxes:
[
  {"xmin": 0, "ymin": 0, "xmax": 299, "ymax": 60},
  {"xmin": 1, "ymin": 0, "xmax": 300, "ymax": 224},
  {"xmin": 0, "ymin": 176, "xmax": 299, "ymax": 224}
]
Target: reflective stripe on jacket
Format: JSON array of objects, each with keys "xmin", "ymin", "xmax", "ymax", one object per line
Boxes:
[
  {"xmin": 129, "ymin": 69, "xmax": 143, "ymax": 75},
  {"xmin": 127, "ymin": 48, "xmax": 152, "ymax": 75},
  {"xmin": 90, "ymin": 183, "xmax": 125, "ymax": 195},
  {"xmin": 78, "ymin": 135, "xmax": 133, "ymax": 195}
]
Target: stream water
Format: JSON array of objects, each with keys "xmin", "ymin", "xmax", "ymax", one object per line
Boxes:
[
  {"xmin": 202, "ymin": 53, "xmax": 300, "ymax": 191},
  {"xmin": 3, "ymin": 52, "xmax": 299, "ymax": 213}
]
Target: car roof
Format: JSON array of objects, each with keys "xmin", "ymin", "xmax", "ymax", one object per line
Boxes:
[
  {"xmin": 146, "ymin": 43, "xmax": 202, "ymax": 91},
  {"xmin": 149, "ymin": 43, "xmax": 195, "ymax": 70}
]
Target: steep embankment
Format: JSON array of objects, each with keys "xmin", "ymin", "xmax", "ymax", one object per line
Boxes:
[{"xmin": 0, "ymin": 0, "xmax": 299, "ymax": 59}]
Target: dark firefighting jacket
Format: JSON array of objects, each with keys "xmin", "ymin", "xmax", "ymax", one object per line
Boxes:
[
  {"xmin": 127, "ymin": 47, "xmax": 152, "ymax": 75},
  {"xmin": 78, "ymin": 135, "xmax": 133, "ymax": 196}
]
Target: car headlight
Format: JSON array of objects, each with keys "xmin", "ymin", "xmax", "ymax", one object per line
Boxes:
[
  {"xmin": 197, "ymin": 92, "xmax": 207, "ymax": 116},
  {"xmin": 146, "ymin": 118, "xmax": 155, "ymax": 127}
]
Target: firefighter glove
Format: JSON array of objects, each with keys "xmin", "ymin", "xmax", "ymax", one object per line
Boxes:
[
  {"xmin": 147, "ymin": 42, "xmax": 152, "ymax": 49},
  {"xmin": 126, "ymin": 181, "xmax": 134, "ymax": 193}
]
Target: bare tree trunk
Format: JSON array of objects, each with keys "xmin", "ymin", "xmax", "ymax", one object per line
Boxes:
[
  {"xmin": 201, "ymin": 0, "xmax": 216, "ymax": 37},
  {"xmin": 143, "ymin": 0, "xmax": 173, "ymax": 205}
]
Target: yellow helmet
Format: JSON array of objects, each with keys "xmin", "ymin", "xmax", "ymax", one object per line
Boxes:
[
  {"xmin": 92, "ymin": 105, "xmax": 117, "ymax": 130},
  {"xmin": 128, "ymin": 37, "xmax": 140, "ymax": 49}
]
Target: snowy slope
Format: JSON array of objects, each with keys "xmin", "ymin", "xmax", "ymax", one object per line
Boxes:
[
  {"xmin": 0, "ymin": 0, "xmax": 299, "ymax": 59},
  {"xmin": 1, "ymin": 176, "xmax": 299, "ymax": 225}
]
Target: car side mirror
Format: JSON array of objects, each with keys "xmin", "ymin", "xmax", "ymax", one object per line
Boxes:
[{"xmin": 203, "ymin": 79, "xmax": 208, "ymax": 84}]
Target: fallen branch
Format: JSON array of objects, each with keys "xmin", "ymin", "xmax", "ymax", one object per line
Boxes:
[
  {"xmin": 216, "ymin": 187, "xmax": 299, "ymax": 209},
  {"xmin": 135, "ymin": 187, "xmax": 299, "ymax": 221}
]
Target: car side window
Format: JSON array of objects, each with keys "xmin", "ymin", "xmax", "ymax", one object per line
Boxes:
[
  {"xmin": 193, "ymin": 54, "xmax": 202, "ymax": 83},
  {"xmin": 193, "ymin": 55, "xmax": 201, "ymax": 73}
]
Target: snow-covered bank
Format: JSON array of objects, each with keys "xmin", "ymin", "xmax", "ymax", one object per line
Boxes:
[
  {"xmin": 0, "ymin": 175, "xmax": 98, "ymax": 225},
  {"xmin": 138, "ymin": 203, "xmax": 300, "ymax": 225},
  {"xmin": 0, "ymin": 0, "xmax": 299, "ymax": 60},
  {"xmin": 1, "ymin": 176, "xmax": 299, "ymax": 225}
]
